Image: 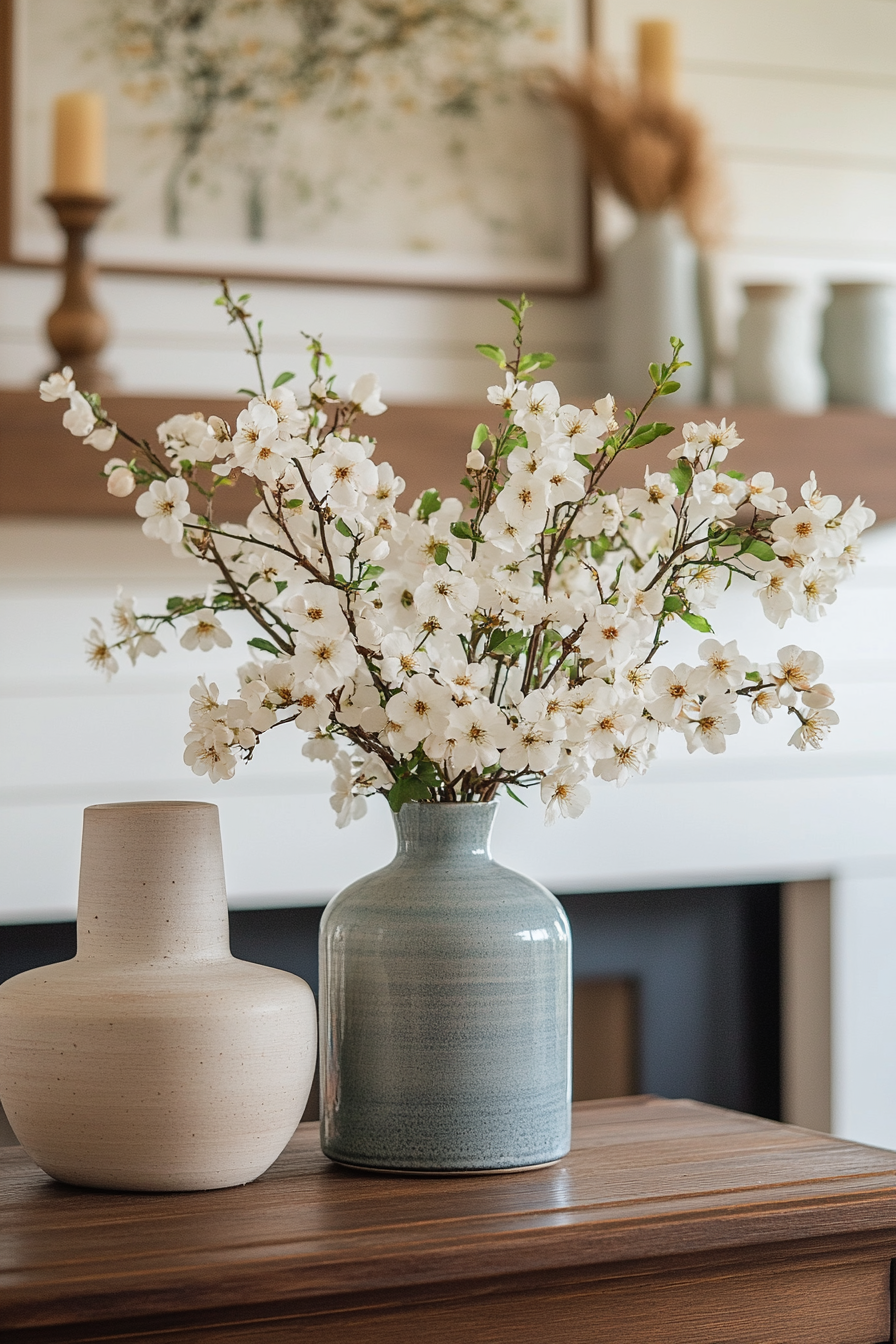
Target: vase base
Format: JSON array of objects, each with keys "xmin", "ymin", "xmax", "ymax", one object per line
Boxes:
[{"xmin": 327, "ymin": 1155, "xmax": 562, "ymax": 1176}]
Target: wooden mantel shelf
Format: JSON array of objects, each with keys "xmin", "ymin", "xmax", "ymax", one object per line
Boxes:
[
  {"xmin": 2, "ymin": 391, "xmax": 896, "ymax": 524},
  {"xmin": 4, "ymin": 1098, "xmax": 896, "ymax": 1342}
]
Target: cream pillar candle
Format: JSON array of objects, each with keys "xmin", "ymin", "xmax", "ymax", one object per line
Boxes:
[
  {"xmin": 53, "ymin": 91, "xmax": 106, "ymax": 195},
  {"xmin": 637, "ymin": 20, "xmax": 678, "ymax": 101}
]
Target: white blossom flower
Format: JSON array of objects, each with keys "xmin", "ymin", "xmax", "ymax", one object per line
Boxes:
[
  {"xmin": 541, "ymin": 762, "xmax": 590, "ymax": 823},
  {"xmin": 350, "ymin": 373, "xmax": 387, "ymax": 416},
  {"xmin": 293, "ymin": 681, "xmax": 334, "ymax": 731},
  {"xmin": 135, "ymin": 477, "xmax": 191, "ymax": 544},
  {"xmin": 669, "ymin": 419, "xmax": 742, "ymax": 465},
  {"xmin": 791, "ymin": 562, "xmax": 837, "ymax": 621},
  {"xmin": 310, "ymin": 438, "xmax": 378, "ymax": 510},
  {"xmin": 446, "ymin": 699, "xmax": 509, "ymax": 772},
  {"xmin": 62, "ymin": 392, "xmax": 95, "ymax": 437},
  {"xmin": 500, "ymin": 691, "xmax": 564, "ymax": 772},
  {"xmin": 496, "ymin": 471, "xmax": 550, "ymax": 532},
  {"xmin": 286, "ymin": 587, "xmax": 350, "ymax": 644},
  {"xmin": 682, "ymin": 694, "xmax": 741, "ymax": 755},
  {"xmin": 39, "ymin": 367, "xmax": 75, "ymax": 401},
  {"xmin": 592, "ymin": 722, "xmax": 653, "ymax": 786},
  {"xmin": 414, "ymin": 566, "xmax": 479, "ymax": 632},
  {"xmin": 511, "ymin": 379, "xmax": 560, "ymax": 429},
  {"xmin": 768, "ymin": 646, "xmax": 825, "ymax": 704},
  {"xmin": 550, "ymin": 404, "xmax": 604, "ymax": 452},
  {"xmin": 771, "ymin": 506, "xmax": 828, "ymax": 557},
  {"xmin": 802, "ymin": 682, "xmax": 835, "ymax": 709},
  {"xmin": 487, "ymin": 372, "xmax": 517, "ymax": 409},
  {"xmin": 180, "ymin": 609, "xmax": 233, "ymax": 652},
  {"xmin": 789, "ymin": 707, "xmax": 839, "ymax": 751},
  {"xmin": 647, "ymin": 664, "xmax": 702, "ymax": 724},
  {"xmin": 157, "ymin": 412, "xmax": 207, "ymax": 464},
  {"xmin": 750, "ymin": 686, "xmax": 780, "ymax": 724},
  {"xmin": 330, "ymin": 751, "xmax": 368, "ymax": 828},
  {"xmin": 303, "ymin": 733, "xmax": 340, "ymax": 762},
  {"xmin": 694, "ymin": 638, "xmax": 752, "ymax": 692},
  {"xmin": 800, "ymin": 472, "xmax": 841, "ymax": 520},
  {"xmin": 689, "ymin": 469, "xmax": 747, "ymax": 524},
  {"xmin": 85, "ymin": 619, "xmax": 118, "ymax": 679},
  {"xmin": 746, "ymin": 472, "xmax": 787, "ymax": 514},
  {"xmin": 566, "ymin": 683, "xmax": 641, "ymax": 761},
  {"xmin": 578, "ymin": 606, "xmax": 642, "ymax": 667},
  {"xmin": 292, "ymin": 634, "xmax": 358, "ymax": 691},
  {"xmin": 382, "ymin": 676, "xmax": 451, "ymax": 754},
  {"xmin": 753, "ymin": 560, "xmax": 797, "ymax": 628},
  {"xmin": 84, "ymin": 421, "xmax": 117, "ymax": 451},
  {"xmin": 183, "ymin": 724, "xmax": 236, "ymax": 782},
  {"xmin": 379, "ymin": 631, "xmax": 431, "ymax": 686}
]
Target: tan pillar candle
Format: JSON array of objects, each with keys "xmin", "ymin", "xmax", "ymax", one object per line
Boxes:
[
  {"xmin": 52, "ymin": 92, "xmax": 106, "ymax": 195},
  {"xmin": 637, "ymin": 19, "xmax": 677, "ymax": 101}
]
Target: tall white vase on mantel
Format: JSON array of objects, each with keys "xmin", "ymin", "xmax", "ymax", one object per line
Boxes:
[
  {"xmin": 0, "ymin": 801, "xmax": 317, "ymax": 1191},
  {"xmin": 606, "ymin": 209, "xmax": 706, "ymax": 404}
]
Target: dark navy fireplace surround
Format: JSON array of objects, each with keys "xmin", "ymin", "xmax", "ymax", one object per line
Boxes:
[{"xmin": 0, "ymin": 884, "xmax": 780, "ymax": 1124}]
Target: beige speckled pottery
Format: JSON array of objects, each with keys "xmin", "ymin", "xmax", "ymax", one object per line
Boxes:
[{"xmin": 0, "ymin": 802, "xmax": 316, "ymax": 1191}]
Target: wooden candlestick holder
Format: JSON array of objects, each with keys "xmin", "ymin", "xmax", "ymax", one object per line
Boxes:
[{"xmin": 43, "ymin": 192, "xmax": 115, "ymax": 393}]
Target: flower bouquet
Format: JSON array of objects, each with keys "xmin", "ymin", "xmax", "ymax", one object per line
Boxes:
[
  {"xmin": 40, "ymin": 283, "xmax": 875, "ymax": 1172},
  {"xmin": 42, "ymin": 285, "xmax": 873, "ymax": 825}
]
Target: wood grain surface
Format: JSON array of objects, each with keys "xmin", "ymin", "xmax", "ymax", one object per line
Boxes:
[
  {"xmin": 3, "ymin": 391, "xmax": 896, "ymax": 524},
  {"xmin": 3, "ymin": 1097, "xmax": 896, "ymax": 1342}
]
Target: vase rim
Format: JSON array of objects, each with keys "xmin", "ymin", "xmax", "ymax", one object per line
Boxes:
[
  {"xmin": 84, "ymin": 800, "xmax": 218, "ymax": 813},
  {"xmin": 398, "ymin": 799, "xmax": 498, "ymax": 809}
]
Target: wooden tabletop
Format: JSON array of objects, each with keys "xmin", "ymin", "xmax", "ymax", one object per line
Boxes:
[
  {"xmin": 3, "ymin": 390, "xmax": 896, "ymax": 524},
  {"xmin": 4, "ymin": 1097, "xmax": 896, "ymax": 1342}
]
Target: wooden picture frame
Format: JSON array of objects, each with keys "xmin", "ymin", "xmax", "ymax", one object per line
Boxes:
[{"xmin": 0, "ymin": 0, "xmax": 594, "ymax": 294}]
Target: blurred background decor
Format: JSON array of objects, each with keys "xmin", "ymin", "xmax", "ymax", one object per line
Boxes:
[{"xmin": 5, "ymin": 0, "xmax": 591, "ymax": 291}]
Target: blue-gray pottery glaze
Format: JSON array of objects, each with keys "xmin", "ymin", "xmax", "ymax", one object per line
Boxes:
[{"xmin": 319, "ymin": 801, "xmax": 571, "ymax": 1171}]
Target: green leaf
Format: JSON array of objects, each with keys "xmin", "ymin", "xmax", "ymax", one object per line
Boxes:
[
  {"xmin": 450, "ymin": 520, "xmax": 480, "ymax": 542},
  {"xmin": 725, "ymin": 469, "xmax": 745, "ymax": 481},
  {"xmin": 417, "ymin": 489, "xmax": 441, "ymax": 522},
  {"xmin": 236, "ymin": 293, "xmax": 251, "ymax": 304},
  {"xmin": 659, "ymin": 380, "xmax": 681, "ymax": 395},
  {"xmin": 433, "ymin": 543, "xmax": 450, "ymax": 566},
  {"xmin": 364, "ymin": 564, "xmax": 384, "ymax": 580},
  {"xmin": 669, "ymin": 463, "xmax": 693, "ymax": 494},
  {"xmin": 284, "ymin": 499, "xmax": 303, "ymax": 509},
  {"xmin": 505, "ymin": 786, "xmax": 528, "ymax": 806},
  {"xmin": 574, "ymin": 452, "xmax": 593, "ymax": 470},
  {"xmin": 475, "ymin": 344, "xmax": 507, "ymax": 367},
  {"xmin": 648, "ymin": 362, "xmax": 662, "ymax": 384},
  {"xmin": 678, "ymin": 611, "xmax": 714, "ymax": 633},
  {"xmin": 275, "ymin": 580, "xmax": 288, "ymax": 594},
  {"xmin": 517, "ymin": 351, "xmax": 556, "ymax": 374},
  {"xmin": 335, "ymin": 517, "xmax": 355, "ymax": 538},
  {"xmin": 247, "ymin": 637, "xmax": 280, "ymax": 655},
  {"xmin": 626, "ymin": 422, "xmax": 674, "ymax": 450},
  {"xmin": 590, "ymin": 533, "xmax": 611, "ymax": 559},
  {"xmin": 166, "ymin": 596, "xmax": 184, "ymax": 611},
  {"xmin": 211, "ymin": 593, "xmax": 233, "ymax": 608},
  {"xmin": 272, "ymin": 370, "xmax": 295, "ymax": 388},
  {"xmin": 745, "ymin": 670, "xmax": 762, "ymax": 682},
  {"xmin": 744, "ymin": 538, "xmax": 776, "ymax": 561},
  {"xmin": 498, "ymin": 297, "xmax": 519, "ymax": 317},
  {"xmin": 470, "ymin": 423, "xmax": 490, "ymax": 452},
  {"xmin": 388, "ymin": 776, "xmax": 432, "ymax": 812},
  {"xmin": 663, "ymin": 595, "xmax": 684, "ymax": 613}
]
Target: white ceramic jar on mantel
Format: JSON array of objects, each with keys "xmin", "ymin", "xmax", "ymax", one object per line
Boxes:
[
  {"xmin": 733, "ymin": 283, "xmax": 826, "ymax": 412},
  {"xmin": 822, "ymin": 282, "xmax": 896, "ymax": 412}
]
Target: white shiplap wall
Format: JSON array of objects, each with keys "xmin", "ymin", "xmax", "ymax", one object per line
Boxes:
[{"xmin": 3, "ymin": 1, "xmax": 895, "ymax": 399}]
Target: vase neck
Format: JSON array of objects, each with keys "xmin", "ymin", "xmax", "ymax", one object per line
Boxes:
[
  {"xmin": 75, "ymin": 802, "xmax": 230, "ymax": 964},
  {"xmin": 393, "ymin": 802, "xmax": 497, "ymax": 862}
]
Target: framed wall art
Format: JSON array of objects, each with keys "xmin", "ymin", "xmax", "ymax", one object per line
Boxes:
[{"xmin": 1, "ymin": 0, "xmax": 593, "ymax": 292}]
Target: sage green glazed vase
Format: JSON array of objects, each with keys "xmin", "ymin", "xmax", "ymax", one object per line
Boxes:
[{"xmin": 319, "ymin": 801, "xmax": 571, "ymax": 1172}]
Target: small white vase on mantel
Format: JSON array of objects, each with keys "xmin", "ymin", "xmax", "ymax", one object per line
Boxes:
[
  {"xmin": 606, "ymin": 209, "xmax": 706, "ymax": 404},
  {"xmin": 822, "ymin": 281, "xmax": 896, "ymax": 412},
  {"xmin": 0, "ymin": 801, "xmax": 317, "ymax": 1191},
  {"xmin": 733, "ymin": 283, "xmax": 826, "ymax": 412}
]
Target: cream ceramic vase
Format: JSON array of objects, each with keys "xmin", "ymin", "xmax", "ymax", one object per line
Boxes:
[{"xmin": 0, "ymin": 801, "xmax": 317, "ymax": 1191}]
